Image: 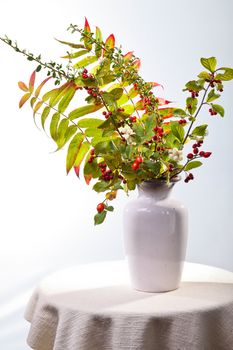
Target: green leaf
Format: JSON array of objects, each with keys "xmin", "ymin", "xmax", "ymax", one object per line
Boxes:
[
  {"xmin": 95, "ymin": 27, "xmax": 103, "ymax": 58},
  {"xmin": 206, "ymin": 89, "xmax": 220, "ymax": 102},
  {"xmin": 198, "ymin": 71, "xmax": 211, "ymax": 80},
  {"xmin": 66, "ymin": 133, "xmax": 84, "ymax": 174},
  {"xmin": 58, "ymin": 87, "xmax": 76, "ymax": 113},
  {"xmin": 186, "ymin": 97, "xmax": 198, "ymax": 115},
  {"xmin": 185, "ymin": 161, "xmax": 203, "ymax": 171},
  {"xmin": 185, "ymin": 80, "xmax": 204, "ymax": 92},
  {"xmin": 93, "ymin": 181, "xmax": 110, "ymax": 192},
  {"xmin": 94, "ymin": 210, "xmax": 107, "ymax": 225},
  {"xmin": 108, "ymin": 88, "xmax": 123, "ymax": 101},
  {"xmin": 84, "ymin": 159, "xmax": 101, "ymax": 178},
  {"xmin": 105, "ymin": 205, "xmax": 114, "ymax": 212},
  {"xmin": 41, "ymin": 106, "xmax": 51, "ymax": 130},
  {"xmin": 74, "ymin": 141, "xmax": 90, "ymax": 171},
  {"xmin": 61, "ymin": 49, "xmax": 89, "ymax": 59},
  {"xmin": 69, "ymin": 104, "xmax": 103, "ymax": 120},
  {"xmin": 85, "ymin": 128, "xmax": 102, "ymax": 137},
  {"xmin": 215, "ymin": 68, "xmax": 233, "ymax": 81},
  {"xmin": 73, "ymin": 56, "xmax": 98, "ymax": 69},
  {"xmin": 77, "ymin": 118, "xmax": 103, "ymax": 128},
  {"xmin": 200, "ymin": 57, "xmax": 217, "ymax": 72},
  {"xmin": 191, "ymin": 124, "xmax": 208, "ymax": 136},
  {"xmin": 55, "ymin": 38, "xmax": 85, "ymax": 49},
  {"xmin": 171, "ymin": 122, "xmax": 185, "ymax": 143},
  {"xmin": 212, "ymin": 104, "xmax": 225, "ymax": 117},
  {"xmin": 144, "ymin": 114, "xmax": 156, "ymax": 134},
  {"xmin": 49, "ymin": 83, "xmax": 70, "ymax": 107},
  {"xmin": 50, "ymin": 112, "xmax": 60, "ymax": 141},
  {"xmin": 56, "ymin": 118, "xmax": 69, "ymax": 147}
]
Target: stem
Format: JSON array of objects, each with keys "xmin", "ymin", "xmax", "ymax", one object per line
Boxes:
[
  {"xmin": 0, "ymin": 37, "xmax": 69, "ymax": 80},
  {"xmin": 182, "ymin": 83, "xmax": 211, "ymax": 145}
]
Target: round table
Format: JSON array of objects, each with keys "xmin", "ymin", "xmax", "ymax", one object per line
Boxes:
[{"xmin": 25, "ymin": 260, "xmax": 233, "ymax": 350}]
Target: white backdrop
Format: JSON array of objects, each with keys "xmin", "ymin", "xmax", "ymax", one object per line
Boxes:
[{"xmin": 0, "ymin": 0, "xmax": 232, "ymax": 348}]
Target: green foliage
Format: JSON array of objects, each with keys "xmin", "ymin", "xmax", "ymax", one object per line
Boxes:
[
  {"xmin": 185, "ymin": 161, "xmax": 202, "ymax": 171},
  {"xmin": 2, "ymin": 20, "xmax": 232, "ymax": 225},
  {"xmin": 200, "ymin": 57, "xmax": 217, "ymax": 72}
]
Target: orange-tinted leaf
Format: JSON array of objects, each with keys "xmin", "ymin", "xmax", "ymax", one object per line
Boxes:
[
  {"xmin": 149, "ymin": 81, "xmax": 164, "ymax": 89},
  {"xmin": 29, "ymin": 70, "xmax": 36, "ymax": 92},
  {"xmin": 133, "ymin": 59, "xmax": 141, "ymax": 70},
  {"xmin": 35, "ymin": 77, "xmax": 52, "ymax": 98},
  {"xmin": 124, "ymin": 51, "xmax": 134, "ymax": 61},
  {"xmin": 157, "ymin": 98, "xmax": 173, "ymax": 106},
  {"xmin": 84, "ymin": 174, "xmax": 92, "ymax": 185},
  {"xmin": 103, "ymin": 34, "xmax": 115, "ymax": 57},
  {"xmin": 19, "ymin": 92, "xmax": 31, "ymax": 108},
  {"xmin": 135, "ymin": 99, "xmax": 145, "ymax": 110},
  {"xmin": 105, "ymin": 34, "xmax": 115, "ymax": 49},
  {"xmin": 74, "ymin": 165, "xmax": 81, "ymax": 177},
  {"xmin": 18, "ymin": 81, "xmax": 28, "ymax": 92},
  {"xmin": 158, "ymin": 107, "xmax": 175, "ymax": 119}
]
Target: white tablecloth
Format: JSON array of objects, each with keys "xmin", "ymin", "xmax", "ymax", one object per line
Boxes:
[{"xmin": 25, "ymin": 260, "xmax": 233, "ymax": 350}]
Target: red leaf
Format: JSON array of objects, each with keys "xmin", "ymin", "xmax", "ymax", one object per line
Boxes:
[
  {"xmin": 74, "ymin": 165, "xmax": 80, "ymax": 177},
  {"xmin": 124, "ymin": 51, "xmax": 134, "ymax": 60},
  {"xmin": 18, "ymin": 81, "xmax": 28, "ymax": 92},
  {"xmin": 84, "ymin": 17, "xmax": 91, "ymax": 32},
  {"xmin": 29, "ymin": 70, "xmax": 36, "ymax": 92}
]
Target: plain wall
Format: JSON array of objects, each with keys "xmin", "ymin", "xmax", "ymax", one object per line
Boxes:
[{"xmin": 0, "ymin": 0, "xmax": 232, "ymax": 348}]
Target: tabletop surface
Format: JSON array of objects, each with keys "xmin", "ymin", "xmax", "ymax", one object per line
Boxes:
[
  {"xmin": 26, "ymin": 260, "xmax": 233, "ymax": 315},
  {"xmin": 25, "ymin": 261, "xmax": 233, "ymax": 350}
]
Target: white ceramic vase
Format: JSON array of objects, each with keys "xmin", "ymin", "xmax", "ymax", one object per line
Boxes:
[{"xmin": 123, "ymin": 179, "xmax": 188, "ymax": 292}]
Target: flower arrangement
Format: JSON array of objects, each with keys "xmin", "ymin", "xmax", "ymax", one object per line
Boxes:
[{"xmin": 1, "ymin": 19, "xmax": 232, "ymax": 224}]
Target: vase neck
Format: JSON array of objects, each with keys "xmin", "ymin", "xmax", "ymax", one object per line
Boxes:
[{"xmin": 138, "ymin": 181, "xmax": 175, "ymax": 200}]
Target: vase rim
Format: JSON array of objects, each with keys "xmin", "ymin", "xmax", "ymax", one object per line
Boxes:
[{"xmin": 140, "ymin": 176, "xmax": 181, "ymax": 185}]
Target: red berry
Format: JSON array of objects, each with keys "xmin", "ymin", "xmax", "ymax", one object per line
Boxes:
[
  {"xmin": 199, "ymin": 151, "xmax": 205, "ymax": 157},
  {"xmin": 187, "ymin": 153, "xmax": 194, "ymax": 159},
  {"xmin": 130, "ymin": 116, "xmax": 137, "ymax": 122},
  {"xmin": 135, "ymin": 156, "xmax": 143, "ymax": 163},
  {"xmin": 97, "ymin": 203, "xmax": 105, "ymax": 213},
  {"xmin": 132, "ymin": 161, "xmax": 140, "ymax": 170},
  {"xmin": 204, "ymin": 152, "xmax": 212, "ymax": 158},
  {"xmin": 193, "ymin": 148, "xmax": 199, "ymax": 155},
  {"xmin": 192, "ymin": 143, "xmax": 198, "ymax": 148},
  {"xmin": 90, "ymin": 148, "xmax": 95, "ymax": 155},
  {"xmin": 82, "ymin": 73, "xmax": 88, "ymax": 79},
  {"xmin": 188, "ymin": 173, "xmax": 194, "ymax": 180},
  {"xmin": 184, "ymin": 178, "xmax": 189, "ymax": 183},
  {"xmin": 83, "ymin": 69, "xmax": 88, "ymax": 73}
]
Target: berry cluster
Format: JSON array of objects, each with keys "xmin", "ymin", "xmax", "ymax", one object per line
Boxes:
[
  {"xmin": 102, "ymin": 111, "xmax": 113, "ymax": 119},
  {"xmin": 209, "ymin": 108, "xmax": 217, "ymax": 116},
  {"xmin": 152, "ymin": 126, "xmax": 164, "ymax": 142},
  {"xmin": 88, "ymin": 148, "xmax": 96, "ymax": 163},
  {"xmin": 178, "ymin": 119, "xmax": 187, "ymax": 125},
  {"xmin": 132, "ymin": 155, "xmax": 143, "ymax": 171},
  {"xmin": 189, "ymin": 89, "xmax": 199, "ymax": 98},
  {"xmin": 82, "ymin": 68, "xmax": 92, "ymax": 79},
  {"xmin": 99, "ymin": 163, "xmax": 114, "ymax": 181},
  {"xmin": 186, "ymin": 141, "xmax": 212, "ymax": 160},
  {"xmin": 185, "ymin": 173, "xmax": 194, "ymax": 183}
]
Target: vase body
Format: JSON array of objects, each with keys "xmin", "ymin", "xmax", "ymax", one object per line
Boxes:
[{"xmin": 123, "ymin": 180, "xmax": 188, "ymax": 292}]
